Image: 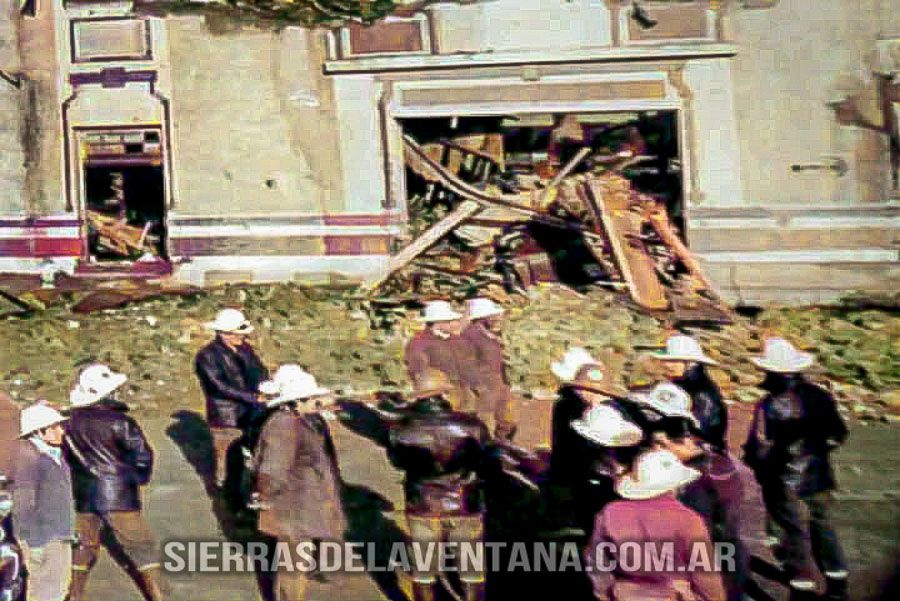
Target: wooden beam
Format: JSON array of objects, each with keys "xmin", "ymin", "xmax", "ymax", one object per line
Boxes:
[
  {"xmin": 538, "ymin": 146, "xmax": 592, "ymax": 205},
  {"xmin": 403, "ymin": 135, "xmax": 605, "ymax": 242},
  {"xmin": 646, "ymin": 206, "xmax": 731, "ymax": 312},
  {"xmin": 361, "ymin": 200, "xmax": 483, "ymax": 293},
  {"xmin": 587, "ymin": 180, "xmax": 669, "ymax": 311}
]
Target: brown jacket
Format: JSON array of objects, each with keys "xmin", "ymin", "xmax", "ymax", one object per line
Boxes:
[
  {"xmin": 405, "ymin": 329, "xmax": 477, "ymax": 411},
  {"xmin": 387, "ymin": 398, "xmax": 492, "ymax": 516},
  {"xmin": 0, "ymin": 391, "xmax": 21, "ymax": 476},
  {"xmin": 460, "ymin": 322, "xmax": 514, "ymax": 417},
  {"xmin": 254, "ymin": 407, "xmax": 346, "ymax": 542}
]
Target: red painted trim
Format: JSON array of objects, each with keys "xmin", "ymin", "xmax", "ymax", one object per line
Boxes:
[
  {"xmin": 323, "ymin": 214, "xmax": 402, "ymax": 227},
  {"xmin": 0, "ymin": 218, "xmax": 81, "ymax": 228},
  {"xmin": 323, "ymin": 234, "xmax": 393, "ymax": 256},
  {"xmin": 0, "ymin": 238, "xmax": 82, "ymax": 257},
  {"xmin": 2, "ymin": 214, "xmax": 398, "ymax": 228}
]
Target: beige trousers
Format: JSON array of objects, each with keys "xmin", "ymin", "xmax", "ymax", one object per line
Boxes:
[{"xmin": 22, "ymin": 539, "xmax": 72, "ymax": 601}]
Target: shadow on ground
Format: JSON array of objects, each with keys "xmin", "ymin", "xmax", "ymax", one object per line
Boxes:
[{"xmin": 166, "ymin": 410, "xmax": 275, "ymax": 600}]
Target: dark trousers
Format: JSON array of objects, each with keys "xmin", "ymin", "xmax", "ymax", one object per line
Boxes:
[
  {"xmin": 682, "ymin": 471, "xmax": 749, "ymax": 601},
  {"xmin": 760, "ymin": 482, "xmax": 847, "ymax": 580}
]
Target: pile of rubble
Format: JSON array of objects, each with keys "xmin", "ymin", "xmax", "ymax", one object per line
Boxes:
[
  {"xmin": 1, "ymin": 282, "xmax": 897, "ymax": 423},
  {"xmin": 368, "ymin": 134, "xmax": 731, "ymax": 327}
]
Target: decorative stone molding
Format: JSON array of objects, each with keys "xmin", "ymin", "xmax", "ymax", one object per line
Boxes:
[{"xmin": 665, "ymin": 66, "xmax": 700, "ymax": 206}]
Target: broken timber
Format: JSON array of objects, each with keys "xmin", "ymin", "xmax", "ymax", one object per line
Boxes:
[
  {"xmin": 0, "ymin": 287, "xmax": 34, "ymax": 318},
  {"xmin": 586, "ymin": 181, "xmax": 669, "ymax": 311},
  {"xmin": 538, "ymin": 147, "xmax": 592, "ymax": 205},
  {"xmin": 87, "ymin": 211, "xmax": 158, "ymax": 257},
  {"xmin": 361, "ymin": 200, "xmax": 483, "ymax": 293},
  {"xmin": 403, "ymin": 135, "xmax": 605, "ymax": 242},
  {"xmin": 391, "ymin": 134, "xmax": 732, "ymax": 320},
  {"xmin": 646, "ymin": 207, "xmax": 733, "ymax": 316}
]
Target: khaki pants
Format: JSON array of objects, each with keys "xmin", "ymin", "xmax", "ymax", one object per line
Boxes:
[
  {"xmin": 211, "ymin": 427, "xmax": 242, "ymax": 486},
  {"xmin": 407, "ymin": 513, "xmax": 485, "ymax": 584},
  {"xmin": 22, "ymin": 539, "xmax": 72, "ymax": 601},
  {"xmin": 73, "ymin": 511, "xmax": 159, "ymax": 572}
]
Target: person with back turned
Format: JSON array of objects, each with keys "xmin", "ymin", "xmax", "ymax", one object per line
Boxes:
[
  {"xmin": 387, "ymin": 370, "xmax": 494, "ymax": 601},
  {"xmin": 63, "ymin": 364, "xmax": 164, "ymax": 601}
]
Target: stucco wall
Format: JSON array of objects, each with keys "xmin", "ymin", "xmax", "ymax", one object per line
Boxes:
[
  {"xmin": 165, "ymin": 19, "xmax": 346, "ymax": 216},
  {"xmin": 332, "ymin": 75, "xmax": 387, "ymax": 214},
  {"xmin": 731, "ymin": 0, "xmax": 893, "ymax": 204},
  {"xmin": 3, "ymin": 0, "xmax": 64, "ymax": 215},
  {"xmin": 0, "ymin": 0, "xmax": 25, "ymax": 214},
  {"xmin": 686, "ymin": 59, "xmax": 745, "ymax": 206},
  {"xmin": 427, "ymin": 0, "xmax": 613, "ymax": 53}
]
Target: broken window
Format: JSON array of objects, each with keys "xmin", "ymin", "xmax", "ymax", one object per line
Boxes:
[{"xmin": 79, "ymin": 129, "xmax": 167, "ymax": 262}]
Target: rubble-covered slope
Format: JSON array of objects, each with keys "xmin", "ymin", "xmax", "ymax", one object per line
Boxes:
[{"xmin": 0, "ymin": 283, "xmax": 897, "ymax": 422}]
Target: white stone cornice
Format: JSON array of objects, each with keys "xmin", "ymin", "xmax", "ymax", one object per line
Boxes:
[{"xmin": 324, "ymin": 43, "xmax": 738, "ymax": 75}]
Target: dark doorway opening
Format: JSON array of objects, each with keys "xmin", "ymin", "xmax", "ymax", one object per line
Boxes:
[
  {"xmin": 401, "ymin": 110, "xmax": 684, "ymax": 230},
  {"xmin": 84, "ymin": 165, "xmax": 167, "ymax": 262}
]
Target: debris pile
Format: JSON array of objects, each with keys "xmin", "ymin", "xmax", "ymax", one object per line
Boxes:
[
  {"xmin": 1, "ymin": 283, "xmax": 897, "ymax": 423},
  {"xmin": 368, "ymin": 133, "xmax": 731, "ymax": 326},
  {"xmin": 86, "ymin": 211, "xmax": 161, "ymax": 259}
]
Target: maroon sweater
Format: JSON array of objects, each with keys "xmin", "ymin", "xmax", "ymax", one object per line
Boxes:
[{"xmin": 586, "ymin": 493, "xmax": 726, "ymax": 601}]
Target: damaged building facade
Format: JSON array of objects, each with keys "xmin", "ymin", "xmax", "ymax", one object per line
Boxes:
[{"xmin": 1, "ymin": 0, "xmax": 898, "ymax": 303}]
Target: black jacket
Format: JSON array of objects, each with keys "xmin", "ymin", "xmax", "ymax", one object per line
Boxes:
[
  {"xmin": 195, "ymin": 337, "xmax": 268, "ymax": 429},
  {"xmin": 64, "ymin": 400, "xmax": 154, "ymax": 513},
  {"xmin": 674, "ymin": 365, "xmax": 728, "ymax": 450},
  {"xmin": 549, "ymin": 386, "xmax": 647, "ymax": 486},
  {"xmin": 387, "ymin": 397, "xmax": 492, "ymax": 516},
  {"xmin": 743, "ymin": 374, "xmax": 848, "ymax": 497}
]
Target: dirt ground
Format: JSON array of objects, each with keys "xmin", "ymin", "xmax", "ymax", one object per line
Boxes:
[
  {"xmin": 70, "ymin": 398, "xmax": 898, "ymax": 601},
  {"xmin": 1, "ymin": 283, "xmax": 898, "ymax": 600}
]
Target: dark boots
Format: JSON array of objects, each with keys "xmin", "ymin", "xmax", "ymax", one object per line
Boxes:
[
  {"xmin": 411, "ymin": 580, "xmax": 436, "ymax": 601},
  {"xmin": 824, "ymin": 575, "xmax": 849, "ymax": 601},
  {"xmin": 461, "ymin": 581, "xmax": 486, "ymax": 601},
  {"xmin": 136, "ymin": 565, "xmax": 166, "ymax": 601},
  {"xmin": 67, "ymin": 569, "xmax": 91, "ymax": 601}
]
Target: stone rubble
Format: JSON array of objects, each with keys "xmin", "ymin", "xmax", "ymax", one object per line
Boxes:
[{"xmin": 0, "ymin": 282, "xmax": 896, "ymax": 422}]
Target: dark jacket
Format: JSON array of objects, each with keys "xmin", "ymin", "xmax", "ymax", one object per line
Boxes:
[
  {"xmin": 195, "ymin": 337, "xmax": 269, "ymax": 429},
  {"xmin": 63, "ymin": 400, "xmax": 154, "ymax": 513},
  {"xmin": 388, "ymin": 397, "xmax": 492, "ymax": 516},
  {"xmin": 674, "ymin": 365, "xmax": 728, "ymax": 450},
  {"xmin": 254, "ymin": 407, "xmax": 345, "ymax": 542},
  {"xmin": 743, "ymin": 374, "xmax": 848, "ymax": 497},
  {"xmin": 549, "ymin": 386, "xmax": 647, "ymax": 486},
  {"xmin": 12, "ymin": 439, "xmax": 75, "ymax": 547}
]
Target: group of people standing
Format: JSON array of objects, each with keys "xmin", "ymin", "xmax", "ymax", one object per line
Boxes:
[
  {"xmin": 5, "ymin": 364, "xmax": 163, "ymax": 601},
  {"xmin": 397, "ymin": 299, "xmax": 850, "ymax": 601},
  {"xmin": 0, "ymin": 297, "xmax": 851, "ymax": 601}
]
